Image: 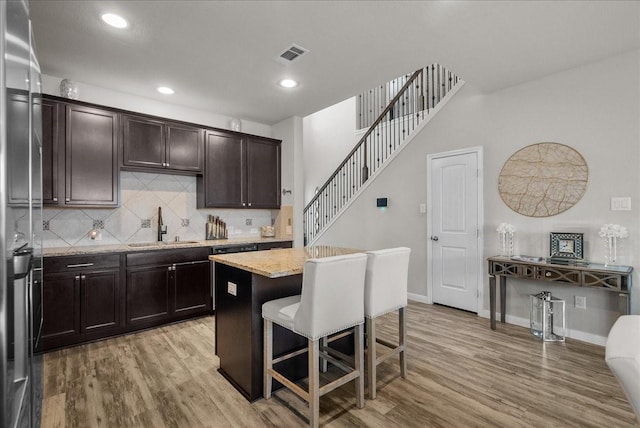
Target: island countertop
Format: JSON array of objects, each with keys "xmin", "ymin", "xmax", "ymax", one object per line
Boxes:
[{"xmin": 209, "ymin": 245, "xmax": 362, "ymax": 278}]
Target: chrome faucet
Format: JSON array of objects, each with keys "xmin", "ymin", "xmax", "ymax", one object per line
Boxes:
[{"xmin": 158, "ymin": 207, "xmax": 167, "ymax": 241}]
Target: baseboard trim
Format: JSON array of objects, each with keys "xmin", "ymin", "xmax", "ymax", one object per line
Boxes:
[
  {"xmin": 477, "ymin": 309, "xmax": 607, "ymax": 346},
  {"xmin": 408, "ymin": 293, "xmax": 430, "ymax": 304}
]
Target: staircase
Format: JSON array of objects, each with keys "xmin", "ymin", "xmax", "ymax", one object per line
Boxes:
[{"xmin": 303, "ymin": 64, "xmax": 462, "ymax": 244}]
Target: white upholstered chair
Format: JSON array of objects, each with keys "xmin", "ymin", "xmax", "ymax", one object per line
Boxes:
[
  {"xmin": 262, "ymin": 252, "xmax": 368, "ymax": 428},
  {"xmin": 364, "ymin": 247, "xmax": 411, "ymax": 399},
  {"xmin": 605, "ymin": 315, "xmax": 640, "ymax": 421}
]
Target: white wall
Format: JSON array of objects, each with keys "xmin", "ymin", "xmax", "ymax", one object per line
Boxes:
[
  {"xmin": 302, "ymin": 97, "xmax": 359, "ymax": 204},
  {"xmin": 42, "ymin": 74, "xmax": 272, "ymax": 137},
  {"xmin": 273, "ymin": 116, "xmax": 304, "ymax": 247},
  {"xmin": 311, "ymin": 50, "xmax": 640, "ymax": 343}
]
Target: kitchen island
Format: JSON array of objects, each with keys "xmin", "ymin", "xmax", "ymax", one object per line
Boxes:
[{"xmin": 210, "ymin": 246, "xmax": 361, "ymax": 401}]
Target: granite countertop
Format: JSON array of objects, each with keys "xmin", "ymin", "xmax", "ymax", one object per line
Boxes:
[
  {"xmin": 209, "ymin": 245, "xmax": 363, "ymax": 278},
  {"xmin": 43, "ymin": 237, "xmax": 293, "ymax": 257}
]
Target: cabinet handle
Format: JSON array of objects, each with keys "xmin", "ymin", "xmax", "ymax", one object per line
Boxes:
[
  {"xmin": 52, "ymin": 197, "xmax": 58, "ymax": 202},
  {"xmin": 67, "ymin": 263, "xmax": 94, "ymax": 268},
  {"xmin": 81, "ymin": 275, "xmax": 86, "ymax": 280},
  {"xmin": 248, "ymin": 202, "xmax": 252, "ymax": 207},
  {"xmin": 74, "ymin": 275, "xmax": 80, "ymax": 281},
  {"xmin": 242, "ymin": 203, "xmax": 246, "ymax": 207},
  {"xmin": 65, "ymin": 198, "xmax": 70, "ymax": 202},
  {"xmin": 166, "ymin": 163, "xmax": 170, "ymax": 167}
]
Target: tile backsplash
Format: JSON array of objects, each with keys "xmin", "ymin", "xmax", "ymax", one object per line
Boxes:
[{"xmin": 43, "ymin": 171, "xmax": 275, "ymax": 248}]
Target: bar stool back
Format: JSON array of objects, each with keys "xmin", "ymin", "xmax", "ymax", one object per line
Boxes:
[
  {"xmin": 262, "ymin": 252, "xmax": 368, "ymax": 427},
  {"xmin": 364, "ymin": 247, "xmax": 411, "ymax": 399}
]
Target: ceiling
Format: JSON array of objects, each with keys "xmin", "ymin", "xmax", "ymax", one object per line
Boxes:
[{"xmin": 30, "ymin": 1, "xmax": 640, "ymax": 125}]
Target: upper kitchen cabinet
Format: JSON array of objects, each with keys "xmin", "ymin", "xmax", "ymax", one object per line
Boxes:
[
  {"xmin": 122, "ymin": 114, "xmax": 203, "ymax": 174},
  {"xmin": 41, "ymin": 98, "xmax": 62, "ymax": 205},
  {"xmin": 65, "ymin": 104, "xmax": 119, "ymax": 206},
  {"xmin": 42, "ymin": 96, "xmax": 119, "ymax": 208},
  {"xmin": 197, "ymin": 131, "xmax": 281, "ymax": 209},
  {"xmin": 246, "ymin": 136, "xmax": 281, "ymax": 209}
]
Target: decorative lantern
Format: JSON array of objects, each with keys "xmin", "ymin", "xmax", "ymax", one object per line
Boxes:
[{"xmin": 530, "ymin": 291, "xmax": 565, "ymax": 342}]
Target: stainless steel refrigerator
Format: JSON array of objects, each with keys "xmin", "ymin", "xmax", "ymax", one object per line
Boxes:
[{"xmin": 1, "ymin": 0, "xmax": 44, "ymax": 427}]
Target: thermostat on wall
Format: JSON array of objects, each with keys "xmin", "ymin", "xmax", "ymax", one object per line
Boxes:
[{"xmin": 376, "ymin": 198, "xmax": 388, "ymax": 208}]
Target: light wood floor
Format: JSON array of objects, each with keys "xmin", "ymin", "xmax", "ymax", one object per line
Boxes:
[{"xmin": 41, "ymin": 302, "xmax": 638, "ymax": 427}]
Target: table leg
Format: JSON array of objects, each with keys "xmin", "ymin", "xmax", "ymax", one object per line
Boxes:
[
  {"xmin": 500, "ymin": 276, "xmax": 507, "ymax": 324},
  {"xmin": 619, "ymin": 293, "xmax": 630, "ymax": 315},
  {"xmin": 490, "ymin": 275, "xmax": 496, "ymax": 330}
]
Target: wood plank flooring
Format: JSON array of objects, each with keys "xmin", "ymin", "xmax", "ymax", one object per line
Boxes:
[{"xmin": 41, "ymin": 302, "xmax": 638, "ymax": 427}]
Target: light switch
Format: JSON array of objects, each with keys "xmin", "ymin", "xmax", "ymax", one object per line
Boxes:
[
  {"xmin": 419, "ymin": 203, "xmax": 426, "ymax": 214},
  {"xmin": 227, "ymin": 281, "xmax": 237, "ymax": 296},
  {"xmin": 611, "ymin": 197, "xmax": 631, "ymax": 211}
]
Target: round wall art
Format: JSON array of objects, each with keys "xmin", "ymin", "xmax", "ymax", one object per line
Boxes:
[{"xmin": 498, "ymin": 142, "xmax": 588, "ymax": 217}]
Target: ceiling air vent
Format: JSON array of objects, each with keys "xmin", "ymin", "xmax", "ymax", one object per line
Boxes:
[{"xmin": 275, "ymin": 44, "xmax": 309, "ymax": 64}]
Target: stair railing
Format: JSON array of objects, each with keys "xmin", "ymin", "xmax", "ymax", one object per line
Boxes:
[{"xmin": 304, "ymin": 64, "xmax": 460, "ymax": 244}]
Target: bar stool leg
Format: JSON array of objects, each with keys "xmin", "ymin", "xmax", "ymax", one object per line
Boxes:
[
  {"xmin": 263, "ymin": 320, "xmax": 273, "ymax": 399},
  {"xmin": 399, "ymin": 307, "xmax": 407, "ymax": 378},
  {"xmin": 366, "ymin": 316, "xmax": 377, "ymax": 399},
  {"xmin": 354, "ymin": 324, "xmax": 365, "ymax": 408},
  {"xmin": 309, "ymin": 338, "xmax": 320, "ymax": 428},
  {"xmin": 320, "ymin": 337, "xmax": 328, "ymax": 373}
]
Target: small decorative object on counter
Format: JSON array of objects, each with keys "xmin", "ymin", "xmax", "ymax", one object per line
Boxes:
[
  {"xmin": 59, "ymin": 78, "xmax": 79, "ymax": 99},
  {"xmin": 530, "ymin": 291, "xmax": 565, "ymax": 342},
  {"xmin": 599, "ymin": 223, "xmax": 629, "ymax": 266},
  {"xmin": 496, "ymin": 222, "xmax": 516, "ymax": 257},
  {"xmin": 206, "ymin": 215, "xmax": 228, "ymax": 240},
  {"xmin": 261, "ymin": 226, "xmax": 275, "ymax": 237}
]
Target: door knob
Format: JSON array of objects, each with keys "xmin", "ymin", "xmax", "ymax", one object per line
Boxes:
[{"xmin": 430, "ymin": 236, "xmax": 439, "ymax": 242}]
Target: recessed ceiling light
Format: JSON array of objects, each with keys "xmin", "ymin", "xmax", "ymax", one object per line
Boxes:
[
  {"xmin": 101, "ymin": 13, "xmax": 128, "ymax": 29},
  {"xmin": 279, "ymin": 79, "xmax": 298, "ymax": 88},
  {"xmin": 157, "ymin": 86, "xmax": 175, "ymax": 95}
]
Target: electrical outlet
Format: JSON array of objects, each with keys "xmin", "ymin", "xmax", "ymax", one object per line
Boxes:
[
  {"xmin": 575, "ymin": 296, "xmax": 587, "ymax": 309},
  {"xmin": 246, "ymin": 218, "xmax": 252, "ymax": 226}
]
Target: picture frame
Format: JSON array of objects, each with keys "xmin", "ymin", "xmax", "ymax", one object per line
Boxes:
[{"xmin": 550, "ymin": 232, "xmax": 584, "ymax": 260}]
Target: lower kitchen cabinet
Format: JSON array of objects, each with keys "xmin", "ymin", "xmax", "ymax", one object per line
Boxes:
[
  {"xmin": 125, "ymin": 247, "xmax": 211, "ymax": 329},
  {"xmin": 43, "ymin": 254, "xmax": 123, "ymax": 351}
]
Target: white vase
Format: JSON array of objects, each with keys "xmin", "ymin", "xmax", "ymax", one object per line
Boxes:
[
  {"xmin": 500, "ymin": 232, "xmax": 514, "ymax": 257},
  {"xmin": 604, "ymin": 236, "xmax": 617, "ymax": 266}
]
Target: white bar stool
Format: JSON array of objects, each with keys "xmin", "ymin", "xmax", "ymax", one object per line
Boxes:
[
  {"xmin": 605, "ymin": 315, "xmax": 640, "ymax": 421},
  {"xmin": 364, "ymin": 247, "xmax": 411, "ymax": 399},
  {"xmin": 262, "ymin": 253, "xmax": 368, "ymax": 428}
]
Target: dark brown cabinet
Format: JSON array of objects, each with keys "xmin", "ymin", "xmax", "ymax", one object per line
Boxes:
[
  {"xmin": 66, "ymin": 104, "xmax": 119, "ymax": 206},
  {"xmin": 198, "ymin": 131, "xmax": 281, "ymax": 209},
  {"xmin": 125, "ymin": 247, "xmax": 211, "ymax": 328},
  {"xmin": 41, "ymin": 98, "xmax": 62, "ymax": 205},
  {"xmin": 122, "ymin": 114, "xmax": 203, "ymax": 174},
  {"xmin": 42, "ymin": 96, "xmax": 119, "ymax": 208},
  {"xmin": 257, "ymin": 241, "xmax": 293, "ymax": 251},
  {"xmin": 43, "ymin": 254, "xmax": 122, "ymax": 351}
]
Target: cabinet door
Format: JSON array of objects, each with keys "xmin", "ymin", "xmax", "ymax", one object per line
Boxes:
[
  {"xmin": 65, "ymin": 104, "xmax": 119, "ymax": 206},
  {"xmin": 42, "ymin": 271, "xmax": 80, "ymax": 346},
  {"xmin": 174, "ymin": 260, "xmax": 211, "ymax": 316},
  {"xmin": 126, "ymin": 265, "xmax": 171, "ymax": 325},
  {"xmin": 81, "ymin": 269, "xmax": 121, "ymax": 333},
  {"xmin": 246, "ymin": 137, "xmax": 281, "ymax": 208},
  {"xmin": 200, "ymin": 130, "xmax": 245, "ymax": 208},
  {"xmin": 122, "ymin": 114, "xmax": 165, "ymax": 169},
  {"xmin": 166, "ymin": 123, "xmax": 203, "ymax": 173},
  {"xmin": 7, "ymin": 91, "xmax": 29, "ymax": 205},
  {"xmin": 41, "ymin": 98, "xmax": 61, "ymax": 205}
]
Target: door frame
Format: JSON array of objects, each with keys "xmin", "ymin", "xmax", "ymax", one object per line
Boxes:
[{"xmin": 426, "ymin": 146, "xmax": 484, "ymax": 311}]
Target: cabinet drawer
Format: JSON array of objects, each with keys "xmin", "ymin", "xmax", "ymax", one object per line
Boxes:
[
  {"xmin": 536, "ymin": 267, "xmax": 580, "ymax": 284},
  {"xmin": 127, "ymin": 247, "xmax": 210, "ymax": 267},
  {"xmin": 45, "ymin": 253, "xmax": 121, "ymax": 273}
]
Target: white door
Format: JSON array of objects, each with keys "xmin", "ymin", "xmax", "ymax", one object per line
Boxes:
[{"xmin": 429, "ymin": 151, "xmax": 480, "ymax": 312}]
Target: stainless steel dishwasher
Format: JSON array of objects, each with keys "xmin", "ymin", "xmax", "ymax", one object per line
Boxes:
[{"xmin": 210, "ymin": 243, "xmax": 258, "ymax": 310}]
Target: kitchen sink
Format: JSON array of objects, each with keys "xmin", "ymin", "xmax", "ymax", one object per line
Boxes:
[{"xmin": 128, "ymin": 241, "xmax": 200, "ymax": 248}]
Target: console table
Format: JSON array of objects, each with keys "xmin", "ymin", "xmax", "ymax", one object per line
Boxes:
[{"xmin": 487, "ymin": 256, "xmax": 633, "ymax": 330}]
